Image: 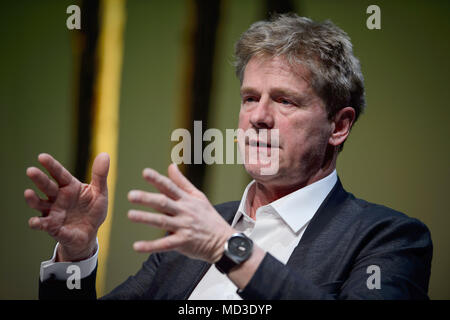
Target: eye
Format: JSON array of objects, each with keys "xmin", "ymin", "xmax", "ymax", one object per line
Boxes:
[
  {"xmin": 276, "ymin": 98, "xmax": 295, "ymax": 107},
  {"xmin": 242, "ymin": 96, "xmax": 258, "ymax": 104}
]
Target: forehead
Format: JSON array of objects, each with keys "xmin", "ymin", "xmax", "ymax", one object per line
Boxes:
[{"xmin": 242, "ymin": 55, "xmax": 312, "ymax": 90}]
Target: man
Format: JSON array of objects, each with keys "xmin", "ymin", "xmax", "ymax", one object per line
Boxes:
[{"xmin": 26, "ymin": 14, "xmax": 432, "ymax": 299}]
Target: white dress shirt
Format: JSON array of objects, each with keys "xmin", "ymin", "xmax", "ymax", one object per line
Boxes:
[{"xmin": 40, "ymin": 170, "xmax": 338, "ymax": 299}]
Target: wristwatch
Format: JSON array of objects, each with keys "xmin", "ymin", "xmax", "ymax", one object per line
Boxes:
[{"xmin": 215, "ymin": 233, "xmax": 253, "ymax": 274}]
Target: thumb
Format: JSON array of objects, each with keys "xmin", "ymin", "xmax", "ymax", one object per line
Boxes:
[{"xmin": 91, "ymin": 152, "xmax": 110, "ymax": 194}]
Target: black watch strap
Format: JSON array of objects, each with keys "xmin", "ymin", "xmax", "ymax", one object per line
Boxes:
[{"xmin": 215, "ymin": 254, "xmax": 237, "ymax": 274}]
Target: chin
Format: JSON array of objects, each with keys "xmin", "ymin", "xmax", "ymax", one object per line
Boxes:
[{"xmin": 244, "ymin": 163, "xmax": 283, "ymax": 182}]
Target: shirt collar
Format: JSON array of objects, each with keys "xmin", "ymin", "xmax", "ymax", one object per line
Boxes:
[
  {"xmin": 232, "ymin": 170, "xmax": 338, "ymax": 233},
  {"xmin": 232, "ymin": 180, "xmax": 256, "ymax": 227}
]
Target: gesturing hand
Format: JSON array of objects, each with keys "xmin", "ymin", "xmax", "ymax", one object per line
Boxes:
[
  {"xmin": 127, "ymin": 164, "xmax": 235, "ymax": 264},
  {"xmin": 25, "ymin": 153, "xmax": 110, "ymax": 261}
]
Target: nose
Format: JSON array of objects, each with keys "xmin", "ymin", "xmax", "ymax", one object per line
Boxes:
[{"xmin": 249, "ymin": 96, "xmax": 274, "ymax": 129}]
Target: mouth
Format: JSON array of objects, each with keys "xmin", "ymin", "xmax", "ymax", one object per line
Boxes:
[{"xmin": 247, "ymin": 140, "xmax": 279, "ymax": 148}]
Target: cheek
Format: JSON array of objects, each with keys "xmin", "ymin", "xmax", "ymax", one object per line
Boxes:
[
  {"xmin": 238, "ymin": 110, "xmax": 249, "ymax": 129},
  {"xmin": 282, "ymin": 118, "xmax": 330, "ymax": 151}
]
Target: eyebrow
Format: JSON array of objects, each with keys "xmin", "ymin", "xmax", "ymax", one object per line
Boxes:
[
  {"xmin": 240, "ymin": 86, "xmax": 310, "ymax": 104},
  {"xmin": 240, "ymin": 86, "xmax": 259, "ymax": 97}
]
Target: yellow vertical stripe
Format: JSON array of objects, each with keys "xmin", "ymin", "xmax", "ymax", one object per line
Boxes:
[
  {"xmin": 175, "ymin": 0, "xmax": 195, "ymax": 176},
  {"xmin": 88, "ymin": 0, "xmax": 126, "ymax": 296}
]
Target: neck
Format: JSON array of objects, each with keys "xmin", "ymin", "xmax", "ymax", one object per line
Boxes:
[{"xmin": 247, "ymin": 148, "xmax": 337, "ymax": 219}]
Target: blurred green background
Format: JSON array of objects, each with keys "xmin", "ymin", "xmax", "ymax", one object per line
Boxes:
[{"xmin": 1, "ymin": 0, "xmax": 449, "ymax": 299}]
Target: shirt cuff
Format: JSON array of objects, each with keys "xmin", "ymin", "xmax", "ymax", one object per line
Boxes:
[{"xmin": 40, "ymin": 239, "xmax": 99, "ymax": 282}]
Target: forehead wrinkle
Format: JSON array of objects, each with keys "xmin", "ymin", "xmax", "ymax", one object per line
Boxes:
[{"xmin": 249, "ymin": 58, "xmax": 311, "ymax": 97}]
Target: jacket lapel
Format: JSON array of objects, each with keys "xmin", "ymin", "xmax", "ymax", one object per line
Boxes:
[{"xmin": 286, "ymin": 179, "xmax": 349, "ymax": 268}]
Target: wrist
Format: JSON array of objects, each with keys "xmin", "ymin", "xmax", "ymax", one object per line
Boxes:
[
  {"xmin": 56, "ymin": 240, "xmax": 97, "ymax": 262},
  {"xmin": 210, "ymin": 227, "xmax": 235, "ymax": 264},
  {"xmin": 227, "ymin": 245, "xmax": 265, "ymax": 290}
]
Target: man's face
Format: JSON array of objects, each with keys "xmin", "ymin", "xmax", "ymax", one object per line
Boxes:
[{"xmin": 238, "ymin": 55, "xmax": 333, "ymax": 189}]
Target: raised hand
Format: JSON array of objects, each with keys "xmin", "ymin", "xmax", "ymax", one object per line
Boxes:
[
  {"xmin": 127, "ymin": 164, "xmax": 235, "ymax": 263},
  {"xmin": 25, "ymin": 153, "xmax": 110, "ymax": 261}
]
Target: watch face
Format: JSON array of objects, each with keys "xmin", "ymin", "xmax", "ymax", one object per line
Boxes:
[{"xmin": 228, "ymin": 236, "xmax": 252, "ymax": 258}]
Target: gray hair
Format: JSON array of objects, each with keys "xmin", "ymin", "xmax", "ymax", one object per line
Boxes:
[{"xmin": 234, "ymin": 13, "xmax": 366, "ymax": 147}]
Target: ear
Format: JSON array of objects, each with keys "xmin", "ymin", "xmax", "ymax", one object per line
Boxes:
[{"xmin": 329, "ymin": 107, "xmax": 356, "ymax": 148}]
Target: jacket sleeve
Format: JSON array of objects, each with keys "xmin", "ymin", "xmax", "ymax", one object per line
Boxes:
[
  {"xmin": 39, "ymin": 265, "xmax": 98, "ymax": 300},
  {"xmin": 238, "ymin": 217, "xmax": 433, "ymax": 300},
  {"xmin": 39, "ymin": 252, "xmax": 163, "ymax": 300}
]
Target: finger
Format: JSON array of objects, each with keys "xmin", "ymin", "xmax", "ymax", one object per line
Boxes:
[
  {"xmin": 143, "ymin": 168, "xmax": 184, "ymax": 200},
  {"xmin": 128, "ymin": 190, "xmax": 179, "ymax": 215},
  {"xmin": 26, "ymin": 167, "xmax": 58, "ymax": 200},
  {"xmin": 38, "ymin": 153, "xmax": 73, "ymax": 187},
  {"xmin": 128, "ymin": 210, "xmax": 179, "ymax": 231},
  {"xmin": 24, "ymin": 189, "xmax": 52, "ymax": 214},
  {"xmin": 91, "ymin": 152, "xmax": 110, "ymax": 195},
  {"xmin": 133, "ymin": 234, "xmax": 183, "ymax": 253},
  {"xmin": 28, "ymin": 216, "xmax": 51, "ymax": 231},
  {"xmin": 28, "ymin": 210, "xmax": 65, "ymax": 238},
  {"xmin": 168, "ymin": 163, "xmax": 203, "ymax": 197}
]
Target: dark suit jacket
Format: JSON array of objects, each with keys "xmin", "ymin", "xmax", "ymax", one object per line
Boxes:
[{"xmin": 39, "ymin": 179, "xmax": 433, "ymax": 300}]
